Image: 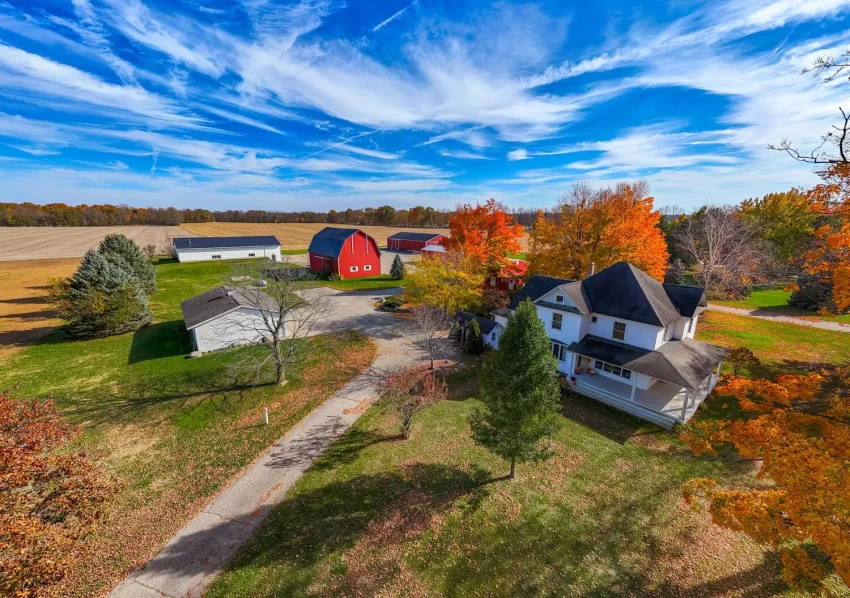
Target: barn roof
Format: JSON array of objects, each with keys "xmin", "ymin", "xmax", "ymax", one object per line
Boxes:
[
  {"xmin": 387, "ymin": 231, "xmax": 444, "ymax": 242},
  {"xmin": 173, "ymin": 236, "xmax": 280, "ymax": 250},
  {"xmin": 308, "ymin": 227, "xmax": 378, "ymax": 258},
  {"xmin": 181, "ymin": 285, "xmax": 278, "ymax": 330}
]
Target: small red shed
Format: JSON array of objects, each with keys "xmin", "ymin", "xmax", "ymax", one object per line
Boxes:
[
  {"xmin": 308, "ymin": 227, "xmax": 381, "ymax": 278},
  {"xmin": 386, "ymin": 231, "xmax": 445, "ymax": 252},
  {"xmin": 487, "ymin": 258, "xmax": 529, "ymax": 291}
]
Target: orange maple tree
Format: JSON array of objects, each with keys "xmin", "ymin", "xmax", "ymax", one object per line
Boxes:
[
  {"xmin": 680, "ymin": 370, "xmax": 850, "ymax": 595},
  {"xmin": 442, "ymin": 199, "xmax": 524, "ymax": 274},
  {"xmin": 0, "ymin": 388, "xmax": 117, "ymax": 597},
  {"xmin": 529, "ymin": 181, "xmax": 669, "ymax": 280}
]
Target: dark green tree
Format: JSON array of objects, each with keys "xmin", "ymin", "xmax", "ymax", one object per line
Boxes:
[
  {"xmin": 469, "ymin": 299, "xmax": 561, "ymax": 480},
  {"xmin": 99, "ymin": 233, "xmax": 157, "ymax": 294},
  {"xmin": 49, "ymin": 250, "xmax": 152, "ymax": 338},
  {"xmin": 390, "ymin": 254, "xmax": 405, "ymax": 280},
  {"xmin": 463, "ymin": 318, "xmax": 485, "ymax": 354}
]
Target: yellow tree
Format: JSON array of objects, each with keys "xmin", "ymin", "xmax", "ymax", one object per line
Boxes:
[
  {"xmin": 680, "ymin": 370, "xmax": 850, "ymax": 594},
  {"xmin": 529, "ymin": 181, "xmax": 669, "ymax": 281},
  {"xmin": 442, "ymin": 199, "xmax": 524, "ymax": 274},
  {"xmin": 405, "ymin": 251, "xmax": 485, "ymax": 313}
]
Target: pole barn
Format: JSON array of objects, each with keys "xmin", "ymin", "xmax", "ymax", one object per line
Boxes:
[
  {"xmin": 308, "ymin": 227, "xmax": 381, "ymax": 278},
  {"xmin": 386, "ymin": 232, "xmax": 445, "ymax": 252}
]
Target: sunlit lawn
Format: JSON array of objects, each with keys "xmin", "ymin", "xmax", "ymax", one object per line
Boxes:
[
  {"xmin": 713, "ymin": 288, "xmax": 850, "ymax": 323},
  {"xmin": 323, "ymin": 274, "xmax": 407, "ymax": 291}
]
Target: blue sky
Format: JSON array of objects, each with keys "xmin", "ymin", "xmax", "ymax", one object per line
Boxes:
[{"xmin": 0, "ymin": 0, "xmax": 848, "ymax": 211}]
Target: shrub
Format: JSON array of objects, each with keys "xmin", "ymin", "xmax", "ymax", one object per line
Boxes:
[
  {"xmin": 381, "ymin": 294, "xmax": 404, "ymax": 311},
  {"xmin": 390, "ymin": 254, "xmax": 405, "ymax": 280},
  {"xmin": 463, "ymin": 318, "xmax": 485, "ymax": 354},
  {"xmin": 727, "ymin": 347, "xmax": 761, "ymax": 376},
  {"xmin": 329, "ymin": 272, "xmax": 343, "ymax": 282}
]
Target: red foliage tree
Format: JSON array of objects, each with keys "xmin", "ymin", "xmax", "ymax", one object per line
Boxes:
[{"xmin": 443, "ymin": 199, "xmax": 525, "ymax": 274}]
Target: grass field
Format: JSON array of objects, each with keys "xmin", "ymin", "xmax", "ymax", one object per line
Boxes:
[
  {"xmin": 713, "ymin": 288, "xmax": 850, "ymax": 324},
  {"xmin": 206, "ymin": 370, "xmax": 798, "ymax": 597},
  {"xmin": 324, "ymin": 274, "xmax": 407, "ymax": 291},
  {"xmin": 0, "ymin": 258, "xmax": 79, "ymax": 358},
  {"xmin": 0, "ymin": 260, "xmax": 376, "ymax": 597},
  {"xmin": 0, "ymin": 226, "xmax": 190, "ymax": 261}
]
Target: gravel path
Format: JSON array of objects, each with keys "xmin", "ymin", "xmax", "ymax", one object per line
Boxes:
[
  {"xmin": 107, "ymin": 288, "xmax": 425, "ymax": 598},
  {"xmin": 708, "ymin": 304, "xmax": 850, "ymax": 333}
]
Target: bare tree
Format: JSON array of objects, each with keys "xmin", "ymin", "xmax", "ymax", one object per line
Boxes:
[
  {"xmin": 412, "ymin": 303, "xmax": 453, "ymax": 370},
  {"xmin": 218, "ymin": 260, "xmax": 330, "ymax": 386},
  {"xmin": 379, "ymin": 367, "xmax": 447, "ymax": 439},
  {"xmin": 676, "ymin": 207, "xmax": 774, "ymax": 299}
]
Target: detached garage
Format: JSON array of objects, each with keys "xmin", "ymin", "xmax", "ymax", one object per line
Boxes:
[
  {"xmin": 173, "ymin": 236, "xmax": 282, "ymax": 263},
  {"xmin": 308, "ymin": 227, "xmax": 381, "ymax": 278},
  {"xmin": 386, "ymin": 232, "xmax": 445, "ymax": 252}
]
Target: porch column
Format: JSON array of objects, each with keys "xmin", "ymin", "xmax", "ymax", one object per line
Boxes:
[
  {"xmin": 567, "ymin": 352, "xmax": 576, "ymax": 374},
  {"xmin": 681, "ymin": 389, "xmax": 692, "ymax": 420},
  {"xmin": 629, "ymin": 375, "xmax": 637, "ymax": 401}
]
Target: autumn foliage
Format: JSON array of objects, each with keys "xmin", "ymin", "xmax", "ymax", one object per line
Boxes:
[
  {"xmin": 380, "ymin": 366, "xmax": 448, "ymax": 439},
  {"xmin": 442, "ymin": 199, "xmax": 524, "ymax": 274},
  {"xmin": 0, "ymin": 388, "xmax": 117, "ymax": 597},
  {"xmin": 529, "ymin": 182, "xmax": 669, "ymax": 281},
  {"xmin": 680, "ymin": 370, "xmax": 850, "ymax": 594}
]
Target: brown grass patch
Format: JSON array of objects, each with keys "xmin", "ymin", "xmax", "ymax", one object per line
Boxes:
[
  {"xmin": 0, "ymin": 258, "xmax": 79, "ymax": 359},
  {"xmin": 0, "ymin": 226, "xmax": 189, "ymax": 261}
]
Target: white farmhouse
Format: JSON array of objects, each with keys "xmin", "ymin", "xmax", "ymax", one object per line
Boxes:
[
  {"xmin": 454, "ymin": 311, "xmax": 503, "ymax": 349},
  {"xmin": 492, "ymin": 261, "xmax": 727, "ymax": 429},
  {"xmin": 181, "ymin": 285, "xmax": 282, "ymax": 353},
  {"xmin": 173, "ymin": 236, "xmax": 282, "ymax": 263}
]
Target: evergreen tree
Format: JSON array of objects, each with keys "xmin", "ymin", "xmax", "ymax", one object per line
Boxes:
[
  {"xmin": 390, "ymin": 254, "xmax": 405, "ymax": 280},
  {"xmin": 463, "ymin": 318, "xmax": 485, "ymax": 354},
  {"xmin": 469, "ymin": 299, "xmax": 561, "ymax": 479},
  {"xmin": 50, "ymin": 250, "xmax": 152, "ymax": 338},
  {"xmin": 99, "ymin": 233, "xmax": 157, "ymax": 294}
]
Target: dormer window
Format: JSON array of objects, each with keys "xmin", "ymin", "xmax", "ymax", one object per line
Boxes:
[
  {"xmin": 591, "ymin": 316, "xmax": 597, "ymax": 323},
  {"xmin": 612, "ymin": 321, "xmax": 626, "ymax": 341},
  {"xmin": 555, "ymin": 294, "xmax": 564, "ymax": 303}
]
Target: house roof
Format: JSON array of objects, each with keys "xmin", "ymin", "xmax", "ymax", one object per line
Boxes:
[
  {"xmin": 507, "ymin": 275, "xmax": 573, "ymax": 309},
  {"xmin": 181, "ymin": 285, "xmax": 278, "ymax": 330},
  {"xmin": 173, "ymin": 236, "xmax": 280, "ymax": 250},
  {"xmin": 663, "ymin": 284, "xmax": 707, "ymax": 318},
  {"xmin": 581, "ymin": 262, "xmax": 681, "ymax": 327},
  {"xmin": 567, "ymin": 334, "xmax": 728, "ymax": 389},
  {"xmin": 308, "ymin": 227, "xmax": 378, "ymax": 258},
  {"xmin": 454, "ymin": 311, "xmax": 500, "ymax": 335},
  {"xmin": 387, "ymin": 231, "xmax": 444, "ymax": 242}
]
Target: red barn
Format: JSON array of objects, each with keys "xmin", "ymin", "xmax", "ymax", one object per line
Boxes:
[
  {"xmin": 487, "ymin": 258, "xmax": 529, "ymax": 291},
  {"xmin": 308, "ymin": 227, "xmax": 381, "ymax": 278},
  {"xmin": 386, "ymin": 231, "xmax": 445, "ymax": 252}
]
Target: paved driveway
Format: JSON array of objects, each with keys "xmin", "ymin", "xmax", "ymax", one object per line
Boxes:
[{"xmin": 108, "ymin": 289, "xmax": 426, "ymax": 598}]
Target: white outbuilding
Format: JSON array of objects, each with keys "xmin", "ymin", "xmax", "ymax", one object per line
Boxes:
[
  {"xmin": 181, "ymin": 285, "xmax": 282, "ymax": 353},
  {"xmin": 173, "ymin": 236, "xmax": 282, "ymax": 263}
]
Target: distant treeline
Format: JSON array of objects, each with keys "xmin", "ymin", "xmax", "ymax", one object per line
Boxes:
[{"xmin": 0, "ymin": 201, "xmax": 552, "ymax": 229}]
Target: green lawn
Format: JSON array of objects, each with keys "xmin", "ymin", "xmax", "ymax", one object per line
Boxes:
[
  {"xmin": 207, "ymin": 371, "xmax": 799, "ymax": 597},
  {"xmin": 713, "ymin": 288, "xmax": 850, "ymax": 323},
  {"xmin": 322, "ymin": 274, "xmax": 407, "ymax": 291},
  {"xmin": 282, "ymin": 248, "xmax": 309, "ymax": 255},
  {"xmin": 0, "ymin": 259, "xmax": 376, "ymax": 596}
]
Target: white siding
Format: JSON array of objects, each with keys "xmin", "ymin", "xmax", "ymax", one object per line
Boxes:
[
  {"xmin": 587, "ymin": 313, "xmax": 663, "ymax": 350},
  {"xmin": 191, "ymin": 307, "xmax": 282, "ymax": 353},
  {"xmin": 484, "ymin": 326, "xmax": 503, "ymax": 349},
  {"xmin": 176, "ymin": 245, "xmax": 282, "ymax": 263},
  {"xmin": 537, "ymin": 306, "xmax": 583, "ymax": 345}
]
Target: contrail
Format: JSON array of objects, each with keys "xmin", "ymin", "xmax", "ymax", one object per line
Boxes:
[{"xmin": 372, "ymin": 0, "xmax": 419, "ymax": 32}]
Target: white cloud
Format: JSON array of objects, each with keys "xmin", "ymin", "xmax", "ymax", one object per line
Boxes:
[
  {"xmin": 438, "ymin": 149, "xmax": 493, "ymax": 160},
  {"xmin": 372, "ymin": 0, "xmax": 419, "ymax": 32},
  {"xmin": 507, "ymin": 148, "xmax": 528, "ymax": 161}
]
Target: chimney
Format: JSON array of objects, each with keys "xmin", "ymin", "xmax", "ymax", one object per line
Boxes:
[{"xmin": 586, "ymin": 262, "xmax": 595, "ymax": 278}]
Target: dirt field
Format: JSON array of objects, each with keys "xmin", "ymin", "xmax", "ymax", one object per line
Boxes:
[
  {"xmin": 0, "ymin": 258, "xmax": 79, "ymax": 359},
  {"xmin": 0, "ymin": 226, "xmax": 191, "ymax": 261},
  {"xmin": 179, "ymin": 222, "xmax": 450, "ymax": 249}
]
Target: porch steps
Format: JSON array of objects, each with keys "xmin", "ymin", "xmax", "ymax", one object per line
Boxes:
[{"xmin": 571, "ymin": 380, "xmax": 679, "ymax": 429}]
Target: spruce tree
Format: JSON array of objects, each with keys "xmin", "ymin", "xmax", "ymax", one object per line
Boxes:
[
  {"xmin": 469, "ymin": 299, "xmax": 561, "ymax": 479},
  {"xmin": 99, "ymin": 233, "xmax": 157, "ymax": 294},
  {"xmin": 390, "ymin": 254, "xmax": 405, "ymax": 280}
]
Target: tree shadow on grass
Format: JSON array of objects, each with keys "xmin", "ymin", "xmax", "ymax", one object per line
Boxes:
[
  {"xmin": 128, "ymin": 320, "xmax": 190, "ymax": 364},
  {"xmin": 560, "ymin": 389, "xmax": 648, "ymax": 444},
  {"xmin": 130, "ymin": 463, "xmax": 492, "ymax": 598}
]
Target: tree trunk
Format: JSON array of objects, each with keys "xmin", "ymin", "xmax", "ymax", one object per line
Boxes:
[
  {"xmin": 275, "ymin": 362, "xmax": 284, "ymax": 385},
  {"xmin": 509, "ymin": 457, "xmax": 516, "ymax": 480}
]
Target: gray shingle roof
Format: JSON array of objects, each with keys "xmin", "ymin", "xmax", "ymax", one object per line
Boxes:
[
  {"xmin": 181, "ymin": 285, "xmax": 278, "ymax": 330},
  {"xmin": 581, "ymin": 262, "xmax": 681, "ymax": 326},
  {"xmin": 308, "ymin": 227, "xmax": 379, "ymax": 258},
  {"xmin": 454, "ymin": 311, "xmax": 500, "ymax": 335},
  {"xmin": 663, "ymin": 284, "xmax": 707, "ymax": 318},
  {"xmin": 567, "ymin": 334, "xmax": 728, "ymax": 389},
  {"xmin": 387, "ymin": 232, "xmax": 445, "ymax": 242},
  {"xmin": 507, "ymin": 275, "xmax": 573, "ymax": 310},
  {"xmin": 173, "ymin": 236, "xmax": 280, "ymax": 250}
]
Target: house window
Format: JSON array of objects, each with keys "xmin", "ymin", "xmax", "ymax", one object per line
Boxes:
[
  {"xmin": 555, "ymin": 294, "xmax": 564, "ymax": 303},
  {"xmin": 211, "ymin": 254, "xmax": 221, "ymax": 259},
  {"xmin": 591, "ymin": 316, "xmax": 597, "ymax": 323},
  {"xmin": 622, "ymin": 369, "xmax": 631, "ymax": 380},
  {"xmin": 491, "ymin": 332, "xmax": 497, "ymax": 341},
  {"xmin": 552, "ymin": 312, "xmax": 563, "ymax": 330},
  {"xmin": 595, "ymin": 360, "xmax": 603, "ymax": 369},
  {"xmin": 612, "ymin": 321, "xmax": 626, "ymax": 340},
  {"xmin": 364, "ymin": 264, "xmax": 372, "ymax": 271},
  {"xmin": 248, "ymin": 253, "xmax": 256, "ymax": 257},
  {"xmin": 350, "ymin": 265, "xmax": 359, "ymax": 272},
  {"xmin": 550, "ymin": 342, "xmax": 566, "ymax": 361}
]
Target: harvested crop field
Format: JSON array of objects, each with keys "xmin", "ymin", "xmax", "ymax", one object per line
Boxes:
[
  {"xmin": 0, "ymin": 226, "xmax": 191, "ymax": 261},
  {"xmin": 0, "ymin": 258, "xmax": 79, "ymax": 359},
  {"xmin": 180, "ymin": 222, "xmax": 451, "ymax": 249}
]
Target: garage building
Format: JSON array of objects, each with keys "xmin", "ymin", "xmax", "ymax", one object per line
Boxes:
[
  {"xmin": 308, "ymin": 227, "xmax": 381, "ymax": 278},
  {"xmin": 172, "ymin": 236, "xmax": 282, "ymax": 263},
  {"xmin": 386, "ymin": 231, "xmax": 445, "ymax": 252}
]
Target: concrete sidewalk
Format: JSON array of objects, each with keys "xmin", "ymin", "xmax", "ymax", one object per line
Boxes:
[{"xmin": 708, "ymin": 304, "xmax": 850, "ymax": 333}]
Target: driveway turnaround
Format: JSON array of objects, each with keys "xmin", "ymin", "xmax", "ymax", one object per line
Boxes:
[
  {"xmin": 708, "ymin": 304, "xmax": 850, "ymax": 333},
  {"xmin": 108, "ymin": 288, "xmax": 425, "ymax": 598}
]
